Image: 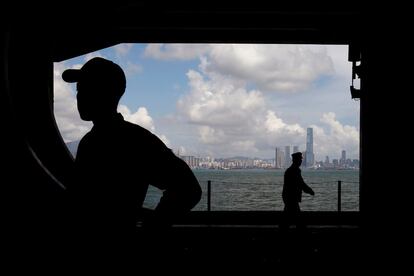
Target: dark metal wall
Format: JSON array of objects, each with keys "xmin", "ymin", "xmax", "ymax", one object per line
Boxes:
[{"xmin": 2, "ymin": 2, "xmax": 402, "ymax": 268}]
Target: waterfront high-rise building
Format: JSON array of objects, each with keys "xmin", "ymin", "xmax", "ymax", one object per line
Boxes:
[
  {"xmin": 302, "ymin": 151, "xmax": 307, "ymax": 168},
  {"xmin": 181, "ymin": 155, "xmax": 200, "ymax": 168},
  {"xmin": 284, "ymin": 146, "xmax": 291, "ymax": 167},
  {"xmin": 275, "ymin": 147, "xmax": 284, "ymax": 169},
  {"xmin": 339, "ymin": 150, "xmax": 346, "ymax": 166},
  {"xmin": 306, "ymin": 128, "xmax": 314, "ymax": 167}
]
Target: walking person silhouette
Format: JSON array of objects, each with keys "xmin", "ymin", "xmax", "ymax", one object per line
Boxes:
[
  {"xmin": 280, "ymin": 152, "xmax": 315, "ymax": 230},
  {"xmin": 62, "ymin": 57, "xmax": 202, "ymax": 265}
]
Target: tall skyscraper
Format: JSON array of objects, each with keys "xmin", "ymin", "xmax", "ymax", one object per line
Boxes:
[
  {"xmin": 340, "ymin": 150, "xmax": 346, "ymax": 166},
  {"xmin": 284, "ymin": 146, "xmax": 291, "ymax": 167},
  {"xmin": 275, "ymin": 147, "xmax": 284, "ymax": 169},
  {"xmin": 306, "ymin": 127, "xmax": 314, "ymax": 167}
]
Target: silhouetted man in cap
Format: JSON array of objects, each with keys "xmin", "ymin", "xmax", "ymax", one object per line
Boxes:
[
  {"xmin": 281, "ymin": 152, "xmax": 314, "ymax": 230},
  {"xmin": 62, "ymin": 57, "xmax": 202, "ymax": 264}
]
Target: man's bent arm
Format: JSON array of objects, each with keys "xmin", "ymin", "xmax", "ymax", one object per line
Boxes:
[
  {"xmin": 155, "ymin": 157, "xmax": 202, "ymax": 213},
  {"xmin": 302, "ymin": 182, "xmax": 314, "ymax": 195}
]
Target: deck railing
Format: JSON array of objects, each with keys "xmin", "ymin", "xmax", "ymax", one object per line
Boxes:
[{"xmin": 205, "ymin": 180, "xmax": 359, "ymax": 212}]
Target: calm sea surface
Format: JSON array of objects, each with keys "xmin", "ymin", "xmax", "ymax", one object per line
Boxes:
[{"xmin": 143, "ymin": 169, "xmax": 359, "ymax": 211}]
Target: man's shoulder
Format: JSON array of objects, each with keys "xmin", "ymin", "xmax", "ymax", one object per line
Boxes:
[
  {"xmin": 122, "ymin": 120, "xmax": 153, "ymax": 136},
  {"xmin": 121, "ymin": 121, "xmax": 168, "ymax": 149}
]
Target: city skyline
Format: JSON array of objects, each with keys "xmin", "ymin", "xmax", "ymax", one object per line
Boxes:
[
  {"xmin": 177, "ymin": 126, "xmax": 357, "ymax": 167},
  {"xmin": 177, "ymin": 148, "xmax": 359, "ymax": 170},
  {"xmin": 178, "ymin": 126, "xmax": 357, "ymax": 169}
]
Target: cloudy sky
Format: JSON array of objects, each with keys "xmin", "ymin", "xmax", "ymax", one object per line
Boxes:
[{"xmin": 54, "ymin": 43, "xmax": 359, "ymax": 161}]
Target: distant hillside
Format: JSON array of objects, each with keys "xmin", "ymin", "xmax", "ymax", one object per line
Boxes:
[{"xmin": 65, "ymin": 140, "xmax": 80, "ymax": 157}]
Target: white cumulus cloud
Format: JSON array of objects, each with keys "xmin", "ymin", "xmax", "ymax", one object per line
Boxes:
[
  {"xmin": 178, "ymin": 69, "xmax": 265, "ymax": 127},
  {"xmin": 117, "ymin": 105, "xmax": 155, "ymax": 132},
  {"xmin": 311, "ymin": 112, "xmax": 359, "ymax": 160},
  {"xmin": 200, "ymin": 44, "xmax": 335, "ymax": 92},
  {"xmin": 118, "ymin": 105, "xmax": 172, "ymax": 147},
  {"xmin": 176, "ymin": 66, "xmax": 308, "ymax": 157}
]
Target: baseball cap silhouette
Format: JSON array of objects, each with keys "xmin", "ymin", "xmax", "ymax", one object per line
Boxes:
[{"xmin": 62, "ymin": 57, "xmax": 126, "ymax": 94}]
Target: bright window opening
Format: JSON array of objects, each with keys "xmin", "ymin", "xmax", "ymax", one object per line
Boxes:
[{"xmin": 54, "ymin": 43, "xmax": 359, "ymax": 212}]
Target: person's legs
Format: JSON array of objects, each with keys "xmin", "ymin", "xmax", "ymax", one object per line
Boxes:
[
  {"xmin": 294, "ymin": 204, "xmax": 307, "ymax": 230},
  {"xmin": 279, "ymin": 205, "xmax": 289, "ymax": 231},
  {"xmin": 280, "ymin": 203, "xmax": 299, "ymax": 230}
]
